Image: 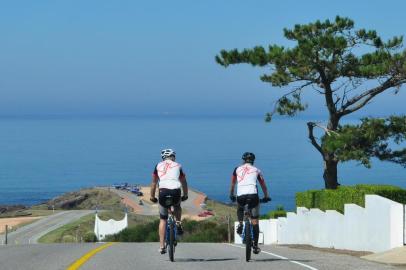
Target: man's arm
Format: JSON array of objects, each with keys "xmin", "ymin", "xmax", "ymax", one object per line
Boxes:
[
  {"xmin": 229, "ymin": 168, "xmax": 237, "ymax": 198},
  {"xmin": 230, "ymin": 176, "xmax": 236, "ymax": 197},
  {"xmin": 179, "ymin": 169, "xmax": 188, "ymax": 196},
  {"xmin": 150, "ymin": 169, "xmax": 159, "ymax": 200},
  {"xmin": 257, "ymin": 173, "xmax": 269, "ymax": 198}
]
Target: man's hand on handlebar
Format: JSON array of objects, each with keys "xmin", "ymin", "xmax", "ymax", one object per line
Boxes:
[
  {"xmin": 150, "ymin": 197, "xmax": 158, "ymax": 203},
  {"xmin": 260, "ymin": 197, "xmax": 271, "ymax": 203},
  {"xmin": 229, "ymin": 195, "xmax": 236, "ymax": 202},
  {"xmin": 181, "ymin": 195, "xmax": 188, "ymax": 201}
]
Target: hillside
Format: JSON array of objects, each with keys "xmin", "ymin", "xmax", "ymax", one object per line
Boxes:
[{"xmin": 32, "ymin": 188, "xmax": 123, "ymax": 211}]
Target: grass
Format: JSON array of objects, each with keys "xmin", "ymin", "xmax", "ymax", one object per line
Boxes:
[
  {"xmin": 204, "ymin": 199, "xmax": 237, "ymax": 223},
  {"xmin": 38, "ymin": 211, "xmax": 157, "ymax": 243},
  {"xmin": 105, "ymin": 199, "xmax": 237, "ymax": 243},
  {"xmin": 38, "ymin": 192, "xmax": 238, "ymax": 243},
  {"xmin": 39, "ymin": 198, "xmax": 237, "ymax": 243}
]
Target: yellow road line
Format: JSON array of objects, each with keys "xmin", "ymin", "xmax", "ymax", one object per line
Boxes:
[{"xmin": 66, "ymin": 242, "xmax": 115, "ymax": 270}]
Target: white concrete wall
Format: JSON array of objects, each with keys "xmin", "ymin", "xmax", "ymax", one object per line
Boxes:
[
  {"xmin": 234, "ymin": 195, "xmax": 404, "ymax": 253},
  {"xmin": 94, "ymin": 213, "xmax": 128, "ymax": 241}
]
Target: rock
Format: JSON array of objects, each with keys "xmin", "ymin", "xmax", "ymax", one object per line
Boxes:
[
  {"xmin": 0, "ymin": 205, "xmax": 27, "ymax": 214},
  {"xmin": 48, "ymin": 194, "xmax": 89, "ymax": 209}
]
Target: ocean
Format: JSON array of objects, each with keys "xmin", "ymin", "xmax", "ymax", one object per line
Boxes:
[{"xmin": 1, "ymin": 116, "xmax": 405, "ymax": 213}]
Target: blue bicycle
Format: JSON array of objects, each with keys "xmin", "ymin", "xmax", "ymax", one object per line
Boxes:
[
  {"xmin": 166, "ymin": 205, "xmax": 177, "ymax": 262},
  {"xmin": 240, "ymin": 197, "xmax": 270, "ymax": 261},
  {"xmin": 162, "ymin": 194, "xmax": 186, "ymax": 262}
]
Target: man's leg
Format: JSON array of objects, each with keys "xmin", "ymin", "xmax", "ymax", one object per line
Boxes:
[
  {"xmin": 174, "ymin": 204, "xmax": 183, "ymax": 235},
  {"xmin": 251, "ymin": 218, "xmax": 260, "ymax": 245},
  {"xmin": 174, "ymin": 205, "xmax": 182, "ymax": 222},
  {"xmin": 251, "ymin": 203, "xmax": 261, "ymax": 254},
  {"xmin": 159, "ymin": 218, "xmax": 167, "ymax": 249},
  {"xmin": 235, "ymin": 203, "xmax": 244, "ymax": 234},
  {"xmin": 158, "ymin": 204, "xmax": 168, "ymax": 253}
]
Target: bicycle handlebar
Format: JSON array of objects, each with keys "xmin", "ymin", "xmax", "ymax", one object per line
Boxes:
[
  {"xmin": 259, "ymin": 197, "xmax": 272, "ymax": 203},
  {"xmin": 229, "ymin": 196, "xmax": 272, "ymax": 203}
]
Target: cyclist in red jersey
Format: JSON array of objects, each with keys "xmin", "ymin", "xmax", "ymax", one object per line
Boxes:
[
  {"xmin": 229, "ymin": 152, "xmax": 270, "ymax": 254},
  {"xmin": 150, "ymin": 149, "xmax": 188, "ymax": 254}
]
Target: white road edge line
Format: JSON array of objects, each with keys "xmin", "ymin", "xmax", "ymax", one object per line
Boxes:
[{"xmin": 226, "ymin": 244, "xmax": 319, "ymax": 270}]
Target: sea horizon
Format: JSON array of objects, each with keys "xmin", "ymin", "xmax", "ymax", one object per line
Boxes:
[{"xmin": 1, "ymin": 115, "xmax": 405, "ymax": 213}]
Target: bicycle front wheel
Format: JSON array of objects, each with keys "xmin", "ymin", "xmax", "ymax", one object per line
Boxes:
[
  {"xmin": 168, "ymin": 222, "xmax": 175, "ymax": 262},
  {"xmin": 244, "ymin": 221, "xmax": 251, "ymax": 262}
]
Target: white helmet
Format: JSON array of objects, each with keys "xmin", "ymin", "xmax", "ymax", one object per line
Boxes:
[{"xmin": 161, "ymin": 149, "xmax": 176, "ymax": 160}]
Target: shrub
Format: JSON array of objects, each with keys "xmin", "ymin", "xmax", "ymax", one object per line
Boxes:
[
  {"xmin": 296, "ymin": 184, "xmax": 406, "ymax": 213},
  {"xmin": 83, "ymin": 231, "xmax": 97, "ymax": 242},
  {"xmin": 181, "ymin": 220, "xmax": 228, "ymax": 242},
  {"xmin": 106, "ymin": 218, "xmax": 229, "ymax": 243},
  {"xmin": 106, "ymin": 219, "xmax": 159, "ymax": 242},
  {"xmin": 260, "ymin": 205, "xmax": 287, "ymax": 219}
]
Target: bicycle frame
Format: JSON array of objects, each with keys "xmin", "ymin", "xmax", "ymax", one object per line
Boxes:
[
  {"xmin": 241, "ymin": 204, "xmax": 255, "ymax": 261},
  {"xmin": 240, "ymin": 205, "xmax": 254, "ymax": 243},
  {"xmin": 238, "ymin": 197, "xmax": 270, "ymax": 261},
  {"xmin": 165, "ymin": 202, "xmax": 177, "ymax": 262},
  {"xmin": 166, "ymin": 207, "xmax": 177, "ymax": 243}
]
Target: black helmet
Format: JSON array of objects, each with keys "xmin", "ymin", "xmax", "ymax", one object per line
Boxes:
[{"xmin": 242, "ymin": 152, "xmax": 255, "ymax": 163}]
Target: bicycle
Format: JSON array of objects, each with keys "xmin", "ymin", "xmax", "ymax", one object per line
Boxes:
[
  {"xmin": 156, "ymin": 194, "xmax": 177, "ymax": 261},
  {"xmin": 240, "ymin": 197, "xmax": 270, "ymax": 262},
  {"xmin": 161, "ymin": 194, "xmax": 187, "ymax": 262}
]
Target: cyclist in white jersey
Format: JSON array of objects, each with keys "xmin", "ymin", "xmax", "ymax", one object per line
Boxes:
[
  {"xmin": 150, "ymin": 149, "xmax": 188, "ymax": 254},
  {"xmin": 229, "ymin": 152, "xmax": 270, "ymax": 254}
]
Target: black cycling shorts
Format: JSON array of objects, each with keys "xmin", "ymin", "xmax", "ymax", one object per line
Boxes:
[
  {"xmin": 158, "ymin": 188, "xmax": 181, "ymax": 219},
  {"xmin": 237, "ymin": 194, "xmax": 260, "ymax": 219}
]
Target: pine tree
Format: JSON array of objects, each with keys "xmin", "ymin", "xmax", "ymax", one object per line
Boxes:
[{"xmin": 216, "ymin": 16, "xmax": 406, "ymax": 189}]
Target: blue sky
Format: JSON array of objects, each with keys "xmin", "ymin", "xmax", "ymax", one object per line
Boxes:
[{"xmin": 0, "ymin": 0, "xmax": 405, "ymax": 117}]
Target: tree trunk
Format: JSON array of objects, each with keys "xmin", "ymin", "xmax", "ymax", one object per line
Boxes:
[
  {"xmin": 323, "ymin": 158, "xmax": 339, "ymax": 189},
  {"xmin": 323, "ymin": 114, "xmax": 340, "ymax": 189}
]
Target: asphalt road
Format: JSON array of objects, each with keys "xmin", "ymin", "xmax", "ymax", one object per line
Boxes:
[
  {"xmin": 107, "ymin": 188, "xmax": 157, "ymax": 215},
  {"xmin": 1, "ymin": 210, "xmax": 93, "ymax": 245},
  {"xmin": 0, "ymin": 243, "xmax": 402, "ymax": 270}
]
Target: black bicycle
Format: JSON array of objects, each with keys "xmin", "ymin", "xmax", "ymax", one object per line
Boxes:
[{"xmin": 240, "ymin": 197, "xmax": 270, "ymax": 262}]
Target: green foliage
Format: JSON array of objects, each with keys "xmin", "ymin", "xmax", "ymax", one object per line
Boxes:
[
  {"xmin": 323, "ymin": 116, "xmax": 406, "ymax": 167},
  {"xmin": 181, "ymin": 219, "xmax": 229, "ymax": 242},
  {"xmin": 216, "ymin": 16, "xmax": 406, "ymax": 118},
  {"xmin": 83, "ymin": 231, "xmax": 97, "ymax": 242},
  {"xmin": 296, "ymin": 184, "xmax": 406, "ymax": 213},
  {"xmin": 276, "ymin": 93, "xmax": 308, "ymax": 116},
  {"xmin": 260, "ymin": 205, "xmax": 287, "ymax": 219},
  {"xmin": 107, "ymin": 219, "xmax": 229, "ymax": 243},
  {"xmin": 106, "ymin": 219, "xmax": 160, "ymax": 242}
]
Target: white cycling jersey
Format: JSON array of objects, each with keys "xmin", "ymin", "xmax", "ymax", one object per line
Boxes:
[
  {"xmin": 153, "ymin": 159, "xmax": 184, "ymax": 190},
  {"xmin": 232, "ymin": 163, "xmax": 265, "ymax": 196}
]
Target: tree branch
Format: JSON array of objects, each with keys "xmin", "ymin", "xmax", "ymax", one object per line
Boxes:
[
  {"xmin": 307, "ymin": 122, "xmax": 324, "ymax": 156},
  {"xmin": 269, "ymin": 81, "xmax": 312, "ymax": 115},
  {"xmin": 339, "ymin": 78, "xmax": 404, "ymax": 116}
]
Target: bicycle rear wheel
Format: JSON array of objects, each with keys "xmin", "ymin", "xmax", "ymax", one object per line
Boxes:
[
  {"xmin": 168, "ymin": 221, "xmax": 175, "ymax": 262},
  {"xmin": 244, "ymin": 220, "xmax": 251, "ymax": 262}
]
